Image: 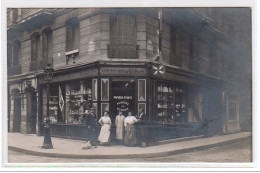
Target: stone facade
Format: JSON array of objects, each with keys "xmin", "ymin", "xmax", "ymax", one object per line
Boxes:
[{"xmin": 7, "ymin": 8, "xmax": 251, "ymax": 136}]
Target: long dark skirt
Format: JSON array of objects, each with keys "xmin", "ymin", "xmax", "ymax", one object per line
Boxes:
[
  {"xmin": 124, "ymin": 124, "xmax": 136, "ymax": 146},
  {"xmin": 140, "ymin": 126, "xmax": 149, "ymax": 146}
]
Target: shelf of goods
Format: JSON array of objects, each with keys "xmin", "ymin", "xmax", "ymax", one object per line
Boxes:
[
  {"xmin": 49, "ymin": 96, "xmax": 58, "ymax": 123},
  {"xmin": 66, "ymin": 88, "xmax": 92, "ymax": 124}
]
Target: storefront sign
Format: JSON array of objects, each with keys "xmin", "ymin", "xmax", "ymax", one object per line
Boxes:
[
  {"xmin": 114, "ymin": 95, "xmax": 133, "ymax": 112},
  {"xmin": 116, "ymin": 101, "xmax": 130, "ymax": 112},
  {"xmin": 39, "ymin": 69, "xmax": 98, "ymax": 83},
  {"xmin": 100, "ymin": 67, "xmax": 147, "ymax": 76},
  {"xmin": 113, "ymin": 96, "xmax": 133, "ymax": 99}
]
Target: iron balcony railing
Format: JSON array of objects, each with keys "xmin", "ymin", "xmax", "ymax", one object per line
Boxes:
[{"xmin": 7, "ymin": 8, "xmax": 55, "ymax": 26}]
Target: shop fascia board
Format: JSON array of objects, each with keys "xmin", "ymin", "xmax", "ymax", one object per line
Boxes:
[{"xmin": 8, "ymin": 72, "xmax": 36, "ymax": 83}]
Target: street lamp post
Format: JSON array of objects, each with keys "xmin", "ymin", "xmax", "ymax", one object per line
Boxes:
[{"xmin": 42, "ymin": 63, "xmax": 53, "ymax": 149}]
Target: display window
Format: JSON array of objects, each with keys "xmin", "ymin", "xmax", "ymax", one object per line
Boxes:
[
  {"xmin": 65, "ymin": 79, "xmax": 92, "ymax": 124},
  {"xmin": 92, "ymin": 79, "xmax": 98, "ymax": 101},
  {"xmin": 101, "ymin": 78, "xmax": 109, "ymax": 101},
  {"xmin": 156, "ymin": 82, "xmax": 186, "ymax": 124},
  {"xmin": 101, "ymin": 103, "xmax": 109, "ymax": 115},
  {"xmin": 138, "ymin": 79, "xmax": 146, "ymax": 101},
  {"xmin": 138, "ymin": 103, "xmax": 146, "ymax": 114}
]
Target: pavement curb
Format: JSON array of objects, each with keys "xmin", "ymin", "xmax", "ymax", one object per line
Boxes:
[{"xmin": 8, "ymin": 135, "xmax": 251, "ymax": 159}]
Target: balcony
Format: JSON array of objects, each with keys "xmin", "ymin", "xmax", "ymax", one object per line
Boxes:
[
  {"xmin": 8, "ymin": 65, "xmax": 21, "ymax": 76},
  {"xmin": 7, "ymin": 8, "xmax": 54, "ymax": 30}
]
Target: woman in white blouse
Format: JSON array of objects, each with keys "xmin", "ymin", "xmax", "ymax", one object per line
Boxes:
[
  {"xmin": 124, "ymin": 111, "xmax": 139, "ymax": 146},
  {"xmin": 97, "ymin": 111, "xmax": 111, "ymax": 145}
]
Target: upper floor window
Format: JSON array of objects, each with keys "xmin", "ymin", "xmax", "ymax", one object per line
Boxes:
[
  {"xmin": 7, "ymin": 43, "xmax": 13, "ymax": 67},
  {"xmin": 12, "ymin": 40, "xmax": 21, "ymax": 66},
  {"xmin": 31, "ymin": 33, "xmax": 41, "ymax": 61},
  {"xmin": 66, "ymin": 18, "xmax": 79, "ymax": 52},
  {"xmin": 42, "ymin": 28, "xmax": 53, "ymax": 63},
  {"xmin": 7, "ymin": 40, "xmax": 21, "ymax": 67},
  {"xmin": 170, "ymin": 26, "xmax": 182, "ymax": 66},
  {"xmin": 109, "ymin": 13, "xmax": 138, "ymax": 58}
]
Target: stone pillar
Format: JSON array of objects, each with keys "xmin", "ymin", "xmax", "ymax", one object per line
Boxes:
[
  {"xmin": 36, "ymin": 89, "xmax": 40, "ymax": 135},
  {"xmin": 9, "ymin": 94, "xmax": 14, "ymax": 132},
  {"xmin": 20, "ymin": 92, "xmax": 28, "ymax": 134}
]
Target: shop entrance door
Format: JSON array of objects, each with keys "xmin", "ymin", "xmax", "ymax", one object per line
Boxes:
[
  {"xmin": 13, "ymin": 90, "xmax": 21, "ymax": 133},
  {"xmin": 111, "ymin": 81, "xmax": 135, "ymax": 121},
  {"xmin": 26, "ymin": 89, "xmax": 37, "ymax": 134}
]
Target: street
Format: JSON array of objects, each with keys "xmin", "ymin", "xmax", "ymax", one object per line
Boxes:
[{"xmin": 8, "ymin": 138, "xmax": 252, "ymax": 163}]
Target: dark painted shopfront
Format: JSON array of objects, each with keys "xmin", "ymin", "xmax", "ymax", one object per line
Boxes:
[{"xmin": 38, "ymin": 60, "xmax": 224, "ymax": 141}]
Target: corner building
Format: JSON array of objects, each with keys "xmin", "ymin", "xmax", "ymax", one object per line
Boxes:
[{"xmin": 7, "ymin": 8, "xmax": 251, "ymax": 141}]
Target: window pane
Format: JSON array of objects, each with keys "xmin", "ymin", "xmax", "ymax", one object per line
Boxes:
[
  {"xmin": 138, "ymin": 79, "xmax": 146, "ymax": 101},
  {"xmin": 101, "ymin": 103, "xmax": 109, "ymax": 116},
  {"xmin": 110, "ymin": 14, "xmax": 136, "ymax": 58},
  {"xmin": 92, "ymin": 79, "xmax": 98, "ymax": 101},
  {"xmin": 101, "ymin": 78, "xmax": 109, "ymax": 101}
]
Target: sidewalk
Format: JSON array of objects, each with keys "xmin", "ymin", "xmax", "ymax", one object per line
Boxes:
[{"xmin": 8, "ymin": 131, "xmax": 251, "ymax": 159}]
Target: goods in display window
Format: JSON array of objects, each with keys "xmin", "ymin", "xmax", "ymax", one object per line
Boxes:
[
  {"xmin": 66, "ymin": 82, "xmax": 92, "ymax": 124},
  {"xmin": 49, "ymin": 96, "xmax": 58, "ymax": 123},
  {"xmin": 156, "ymin": 83, "xmax": 186, "ymax": 124}
]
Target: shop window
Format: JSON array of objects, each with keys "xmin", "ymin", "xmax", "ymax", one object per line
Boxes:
[
  {"xmin": 43, "ymin": 85, "xmax": 61, "ymax": 123},
  {"xmin": 101, "ymin": 78, "xmax": 109, "ymax": 101},
  {"xmin": 65, "ymin": 80, "xmax": 93, "ymax": 124},
  {"xmin": 157, "ymin": 82, "xmax": 186, "ymax": 124},
  {"xmin": 66, "ymin": 18, "xmax": 80, "ymax": 63},
  {"xmin": 138, "ymin": 103, "xmax": 146, "ymax": 115},
  {"xmin": 92, "ymin": 103, "xmax": 98, "ymax": 119},
  {"xmin": 109, "ymin": 13, "xmax": 138, "ymax": 58},
  {"xmin": 92, "ymin": 79, "xmax": 98, "ymax": 101},
  {"xmin": 42, "ymin": 28, "xmax": 53, "ymax": 64},
  {"xmin": 101, "ymin": 103, "xmax": 109, "ymax": 115},
  {"xmin": 138, "ymin": 79, "xmax": 146, "ymax": 101}
]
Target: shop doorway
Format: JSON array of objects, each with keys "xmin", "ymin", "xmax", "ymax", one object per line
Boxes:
[
  {"xmin": 12, "ymin": 89, "xmax": 21, "ymax": 133},
  {"xmin": 111, "ymin": 80, "xmax": 135, "ymax": 121},
  {"xmin": 25, "ymin": 87, "xmax": 37, "ymax": 134}
]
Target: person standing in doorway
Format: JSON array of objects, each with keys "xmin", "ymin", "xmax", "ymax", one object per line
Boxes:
[
  {"xmin": 98, "ymin": 111, "xmax": 111, "ymax": 145},
  {"xmin": 137, "ymin": 108, "xmax": 149, "ymax": 147},
  {"xmin": 115, "ymin": 111, "xmax": 125, "ymax": 144},
  {"xmin": 86, "ymin": 108, "xmax": 97, "ymax": 145},
  {"xmin": 124, "ymin": 111, "xmax": 139, "ymax": 146}
]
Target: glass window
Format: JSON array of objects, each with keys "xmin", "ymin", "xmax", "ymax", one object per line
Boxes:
[
  {"xmin": 109, "ymin": 13, "xmax": 137, "ymax": 58},
  {"xmin": 12, "ymin": 40, "xmax": 21, "ymax": 66},
  {"xmin": 66, "ymin": 18, "xmax": 79, "ymax": 52},
  {"xmin": 42, "ymin": 28, "xmax": 53, "ymax": 64},
  {"xmin": 156, "ymin": 82, "xmax": 186, "ymax": 125},
  {"xmin": 92, "ymin": 103, "xmax": 98, "ymax": 119},
  {"xmin": 228, "ymin": 96, "xmax": 237, "ymax": 121},
  {"xmin": 101, "ymin": 78, "xmax": 109, "ymax": 101},
  {"xmin": 7, "ymin": 43, "xmax": 12, "ymax": 67},
  {"xmin": 31, "ymin": 33, "xmax": 40, "ymax": 61},
  {"xmin": 92, "ymin": 79, "xmax": 98, "ymax": 101},
  {"xmin": 138, "ymin": 103, "xmax": 146, "ymax": 115},
  {"xmin": 101, "ymin": 103, "xmax": 109, "ymax": 116},
  {"xmin": 138, "ymin": 79, "xmax": 146, "ymax": 101}
]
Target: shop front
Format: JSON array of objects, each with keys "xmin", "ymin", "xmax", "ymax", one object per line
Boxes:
[{"xmin": 37, "ymin": 61, "xmax": 224, "ymax": 141}]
